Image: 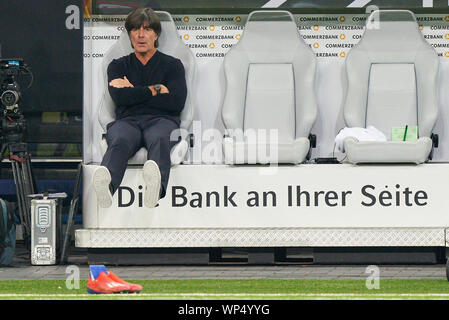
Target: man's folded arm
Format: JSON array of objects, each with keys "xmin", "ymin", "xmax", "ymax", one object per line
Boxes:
[
  {"xmin": 150, "ymin": 60, "xmax": 187, "ymax": 114},
  {"xmin": 107, "ymin": 61, "xmax": 152, "ymax": 107},
  {"xmin": 108, "ymin": 85, "xmax": 153, "ymax": 107}
]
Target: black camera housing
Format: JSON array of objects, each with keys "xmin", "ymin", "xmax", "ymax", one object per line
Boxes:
[{"xmin": 0, "ymin": 58, "xmax": 30, "ymax": 143}]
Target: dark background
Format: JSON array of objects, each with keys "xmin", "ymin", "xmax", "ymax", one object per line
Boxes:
[
  {"xmin": 0, "ymin": 1, "xmax": 83, "ymax": 211},
  {"xmin": 0, "ymin": 0, "xmax": 83, "ymax": 158}
]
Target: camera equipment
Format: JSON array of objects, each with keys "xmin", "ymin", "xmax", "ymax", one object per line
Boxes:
[
  {"xmin": 0, "ymin": 59, "xmax": 32, "ymax": 143},
  {"xmin": 0, "ymin": 58, "xmax": 36, "ymax": 246}
]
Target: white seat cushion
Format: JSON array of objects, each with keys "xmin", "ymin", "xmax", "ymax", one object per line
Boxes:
[
  {"xmin": 100, "ymin": 138, "xmax": 188, "ymax": 165},
  {"xmin": 344, "ymin": 137, "xmax": 432, "ymax": 164},
  {"xmin": 244, "ymin": 63, "xmax": 295, "ymax": 143},
  {"xmin": 367, "ymin": 63, "xmax": 417, "ymax": 139},
  {"xmin": 223, "ymin": 136, "xmax": 310, "ymax": 165}
]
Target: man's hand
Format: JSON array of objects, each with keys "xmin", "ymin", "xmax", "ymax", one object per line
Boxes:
[
  {"xmin": 109, "ymin": 76, "xmax": 134, "ymax": 88},
  {"xmin": 148, "ymin": 84, "xmax": 169, "ymax": 96}
]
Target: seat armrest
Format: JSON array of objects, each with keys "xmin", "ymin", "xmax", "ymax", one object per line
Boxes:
[
  {"xmin": 431, "ymin": 133, "xmax": 439, "ymax": 148},
  {"xmin": 308, "ymin": 133, "xmax": 317, "ymax": 148},
  {"xmin": 189, "ymin": 133, "xmax": 194, "ymax": 148},
  {"xmin": 428, "ymin": 133, "xmax": 439, "ymax": 161},
  {"xmin": 306, "ymin": 133, "xmax": 317, "ymax": 161}
]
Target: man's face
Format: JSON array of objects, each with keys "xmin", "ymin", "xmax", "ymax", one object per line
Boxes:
[{"xmin": 130, "ymin": 24, "xmax": 158, "ymax": 54}]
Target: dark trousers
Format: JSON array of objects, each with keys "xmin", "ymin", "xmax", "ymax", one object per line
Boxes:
[{"xmin": 101, "ymin": 114, "xmax": 180, "ymax": 198}]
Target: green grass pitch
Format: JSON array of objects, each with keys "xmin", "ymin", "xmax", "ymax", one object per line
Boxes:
[{"xmin": 1, "ymin": 279, "xmax": 449, "ymax": 300}]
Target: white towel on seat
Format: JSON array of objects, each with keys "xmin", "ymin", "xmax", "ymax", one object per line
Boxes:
[{"xmin": 335, "ymin": 126, "xmax": 387, "ymax": 153}]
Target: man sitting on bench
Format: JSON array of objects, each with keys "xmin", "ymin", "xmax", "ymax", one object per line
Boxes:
[{"xmin": 93, "ymin": 7, "xmax": 187, "ymax": 209}]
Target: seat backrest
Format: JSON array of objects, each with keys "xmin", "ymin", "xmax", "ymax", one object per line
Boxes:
[
  {"xmin": 344, "ymin": 10, "xmax": 439, "ymax": 139},
  {"xmin": 221, "ymin": 10, "xmax": 317, "ymax": 142},
  {"xmin": 98, "ymin": 11, "xmax": 195, "ymax": 132}
]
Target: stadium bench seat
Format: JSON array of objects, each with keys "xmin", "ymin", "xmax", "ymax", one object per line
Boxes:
[
  {"xmin": 342, "ymin": 10, "xmax": 439, "ymax": 164},
  {"xmin": 221, "ymin": 10, "xmax": 318, "ymax": 164}
]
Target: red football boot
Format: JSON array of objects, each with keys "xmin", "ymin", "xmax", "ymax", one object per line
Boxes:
[
  {"xmin": 87, "ymin": 271, "xmax": 130, "ymax": 294},
  {"xmin": 107, "ymin": 271, "xmax": 143, "ymax": 293}
]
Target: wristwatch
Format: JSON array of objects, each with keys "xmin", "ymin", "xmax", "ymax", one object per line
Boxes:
[{"xmin": 154, "ymin": 84, "xmax": 161, "ymax": 95}]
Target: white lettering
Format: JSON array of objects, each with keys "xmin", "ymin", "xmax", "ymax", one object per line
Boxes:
[{"xmin": 65, "ymin": 5, "xmax": 80, "ymax": 30}]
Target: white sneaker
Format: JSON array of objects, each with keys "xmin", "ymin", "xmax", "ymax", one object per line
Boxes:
[
  {"xmin": 143, "ymin": 160, "xmax": 161, "ymax": 208},
  {"xmin": 92, "ymin": 166, "xmax": 113, "ymax": 208}
]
